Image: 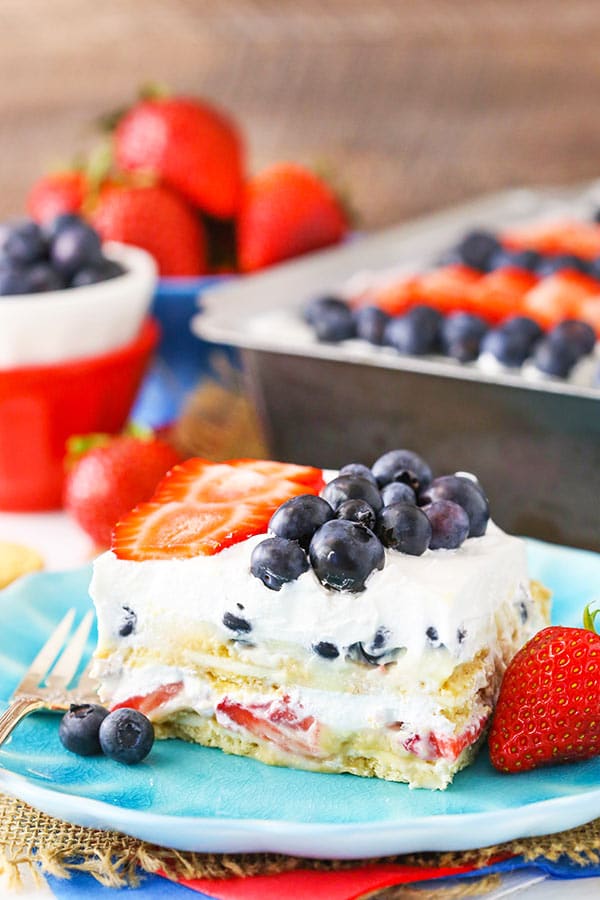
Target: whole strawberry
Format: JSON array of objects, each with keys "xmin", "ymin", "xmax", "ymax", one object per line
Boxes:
[
  {"xmin": 115, "ymin": 97, "xmax": 244, "ymax": 219},
  {"xmin": 64, "ymin": 435, "xmax": 181, "ymax": 548},
  {"xmin": 27, "ymin": 171, "xmax": 86, "ymax": 223},
  {"xmin": 91, "ymin": 185, "xmax": 207, "ymax": 276},
  {"xmin": 237, "ymin": 163, "xmax": 348, "ymax": 272},
  {"xmin": 489, "ymin": 608, "xmax": 600, "ymax": 773}
]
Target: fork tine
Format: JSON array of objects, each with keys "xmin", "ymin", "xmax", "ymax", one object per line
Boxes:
[
  {"xmin": 45, "ymin": 610, "xmax": 94, "ymax": 690},
  {"xmin": 24, "ymin": 608, "xmax": 76, "ymax": 682}
]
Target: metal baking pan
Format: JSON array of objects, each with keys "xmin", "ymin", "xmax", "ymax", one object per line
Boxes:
[{"xmin": 193, "ymin": 185, "xmax": 600, "ymax": 551}]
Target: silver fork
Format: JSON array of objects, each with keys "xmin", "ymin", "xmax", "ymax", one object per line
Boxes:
[{"xmin": 0, "ymin": 608, "xmax": 98, "ymax": 745}]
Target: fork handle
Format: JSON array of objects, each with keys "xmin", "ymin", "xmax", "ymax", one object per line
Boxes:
[{"xmin": 0, "ymin": 696, "xmax": 47, "ymax": 745}]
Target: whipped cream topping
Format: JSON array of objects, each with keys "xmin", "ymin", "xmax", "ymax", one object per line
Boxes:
[{"xmin": 91, "ymin": 521, "xmax": 537, "ymax": 674}]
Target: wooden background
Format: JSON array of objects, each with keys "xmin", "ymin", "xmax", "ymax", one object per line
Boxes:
[{"xmin": 3, "ymin": 0, "xmax": 600, "ymax": 228}]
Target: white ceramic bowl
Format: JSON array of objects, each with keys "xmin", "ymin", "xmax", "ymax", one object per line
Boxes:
[{"xmin": 0, "ymin": 242, "xmax": 158, "ymax": 369}]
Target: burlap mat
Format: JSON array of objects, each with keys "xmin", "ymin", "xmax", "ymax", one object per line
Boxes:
[{"xmin": 0, "ymin": 793, "xmax": 598, "ymax": 895}]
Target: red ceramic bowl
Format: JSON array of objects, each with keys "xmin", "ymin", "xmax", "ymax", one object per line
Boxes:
[{"xmin": 0, "ymin": 318, "xmax": 160, "ymax": 511}]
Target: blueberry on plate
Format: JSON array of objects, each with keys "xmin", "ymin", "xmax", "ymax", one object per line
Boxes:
[
  {"xmin": 50, "ymin": 221, "xmax": 104, "ymax": 279},
  {"xmin": 371, "ymin": 448, "xmax": 432, "ymax": 492},
  {"xmin": 99, "ymin": 708, "xmax": 154, "ymax": 764},
  {"xmin": 453, "ymin": 230, "xmax": 500, "ymax": 272},
  {"xmin": 384, "ymin": 305, "xmax": 441, "ymax": 355},
  {"xmin": 480, "ymin": 326, "xmax": 535, "ymax": 367},
  {"xmin": 303, "ymin": 294, "xmax": 346, "ymax": 325},
  {"xmin": 535, "ymin": 254, "xmax": 589, "ymax": 278},
  {"xmin": 532, "ymin": 337, "xmax": 579, "ymax": 378},
  {"xmin": 321, "ymin": 475, "xmax": 383, "ymax": 513},
  {"xmin": 309, "ymin": 519, "xmax": 385, "ymax": 592},
  {"xmin": 71, "ymin": 259, "xmax": 126, "ymax": 287},
  {"xmin": 269, "ymin": 494, "xmax": 334, "ymax": 550},
  {"xmin": 304, "ymin": 296, "xmax": 356, "ymax": 342},
  {"xmin": 547, "ymin": 319, "xmax": 596, "ymax": 356},
  {"xmin": 353, "ymin": 305, "xmax": 390, "ymax": 345},
  {"xmin": 336, "ymin": 498, "xmax": 376, "ymax": 531},
  {"xmin": 420, "ymin": 475, "xmax": 489, "ymax": 538},
  {"xmin": 250, "ymin": 536, "xmax": 309, "ymax": 590},
  {"xmin": 0, "ymin": 219, "xmax": 46, "ymax": 266},
  {"xmin": 423, "ymin": 500, "xmax": 470, "ymax": 550},
  {"xmin": 59, "ymin": 703, "xmax": 109, "ymax": 756},
  {"xmin": 381, "ymin": 481, "xmax": 416, "ymax": 506},
  {"xmin": 489, "ymin": 248, "xmax": 541, "ymax": 272},
  {"xmin": 501, "ymin": 315, "xmax": 543, "ymax": 344},
  {"xmin": 441, "ymin": 312, "xmax": 488, "ymax": 362},
  {"xmin": 339, "ymin": 462, "xmax": 378, "ymax": 485},
  {"xmin": 376, "ymin": 502, "xmax": 431, "ymax": 555}
]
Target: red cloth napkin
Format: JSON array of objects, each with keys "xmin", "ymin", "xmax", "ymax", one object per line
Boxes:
[{"xmin": 166, "ymin": 858, "xmax": 507, "ymax": 900}]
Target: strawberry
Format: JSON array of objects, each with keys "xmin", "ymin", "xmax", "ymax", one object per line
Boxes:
[
  {"xmin": 27, "ymin": 170, "xmax": 86, "ymax": 223},
  {"xmin": 366, "ymin": 274, "xmax": 423, "ymax": 317},
  {"xmin": 112, "ymin": 682, "xmax": 183, "ymax": 716},
  {"xmin": 416, "ymin": 265, "xmax": 482, "ymax": 314},
  {"xmin": 111, "ymin": 458, "xmax": 324, "ymax": 561},
  {"xmin": 522, "ymin": 271, "xmax": 599, "ymax": 329},
  {"xmin": 115, "ymin": 97, "xmax": 244, "ymax": 219},
  {"xmin": 237, "ymin": 163, "xmax": 348, "ymax": 272},
  {"xmin": 576, "ymin": 296, "xmax": 600, "ymax": 336},
  {"xmin": 489, "ymin": 606, "xmax": 600, "ymax": 774},
  {"xmin": 503, "ymin": 219, "xmax": 600, "ymax": 260},
  {"xmin": 64, "ymin": 435, "xmax": 181, "ymax": 548},
  {"xmin": 91, "ymin": 184, "xmax": 207, "ymax": 276},
  {"xmin": 216, "ymin": 696, "xmax": 325, "ymax": 758},
  {"xmin": 469, "ymin": 268, "xmax": 538, "ymax": 324}
]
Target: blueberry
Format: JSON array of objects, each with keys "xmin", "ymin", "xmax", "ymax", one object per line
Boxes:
[
  {"xmin": 27, "ymin": 262, "xmax": 65, "ymax": 292},
  {"xmin": 423, "ymin": 500, "xmax": 470, "ymax": 550},
  {"xmin": 71, "ymin": 259, "xmax": 125, "ymax": 287},
  {"xmin": 353, "ymin": 305, "xmax": 390, "ymax": 345},
  {"xmin": 336, "ymin": 498, "xmax": 376, "ymax": 530},
  {"xmin": 501, "ymin": 315, "xmax": 543, "ymax": 344},
  {"xmin": 269, "ymin": 494, "xmax": 334, "ymax": 550},
  {"xmin": 0, "ymin": 266, "xmax": 33, "ymax": 295},
  {"xmin": 454, "ymin": 230, "xmax": 500, "ymax": 271},
  {"xmin": 426, "ymin": 626, "xmax": 443, "ymax": 648},
  {"xmin": 532, "ymin": 338, "xmax": 579, "ymax": 378},
  {"xmin": 381, "ymin": 482, "xmax": 416, "ymax": 506},
  {"xmin": 547, "ymin": 319, "xmax": 596, "ymax": 356},
  {"xmin": 441, "ymin": 312, "xmax": 488, "ymax": 362},
  {"xmin": 489, "ymin": 248, "xmax": 541, "ymax": 272},
  {"xmin": 457, "ymin": 627, "xmax": 467, "ymax": 644},
  {"xmin": 59, "ymin": 703, "xmax": 109, "ymax": 756},
  {"xmin": 588, "ymin": 256, "xmax": 600, "ymax": 281},
  {"xmin": 339, "ymin": 463, "xmax": 378, "ymax": 485},
  {"xmin": 43, "ymin": 212, "xmax": 85, "ymax": 242},
  {"xmin": 99, "ymin": 708, "xmax": 154, "ymax": 764},
  {"xmin": 377, "ymin": 503, "xmax": 431, "ymax": 555},
  {"xmin": 321, "ymin": 475, "xmax": 383, "ymax": 513},
  {"xmin": 313, "ymin": 641, "xmax": 339, "ymax": 660},
  {"xmin": 250, "ymin": 536, "xmax": 309, "ymax": 590},
  {"xmin": 51, "ymin": 222, "xmax": 103, "ymax": 279},
  {"xmin": 384, "ymin": 305, "xmax": 441, "ymax": 355},
  {"xmin": 480, "ymin": 326, "xmax": 535, "ymax": 367},
  {"xmin": 535, "ymin": 254, "xmax": 589, "ymax": 277},
  {"xmin": 0, "ymin": 219, "xmax": 46, "ymax": 265},
  {"xmin": 222, "ymin": 611, "xmax": 252, "ymax": 633},
  {"xmin": 346, "ymin": 639, "xmax": 404, "ymax": 666},
  {"xmin": 420, "ymin": 475, "xmax": 489, "ymax": 538},
  {"xmin": 305, "ymin": 296, "xmax": 355, "ymax": 342},
  {"xmin": 371, "ymin": 448, "xmax": 432, "ymax": 492},
  {"xmin": 309, "ymin": 519, "xmax": 385, "ymax": 592},
  {"xmin": 118, "ymin": 606, "xmax": 137, "ymax": 637}
]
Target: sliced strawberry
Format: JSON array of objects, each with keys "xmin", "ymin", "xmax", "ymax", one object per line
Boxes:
[
  {"xmin": 469, "ymin": 268, "xmax": 538, "ymax": 324},
  {"xmin": 216, "ymin": 696, "xmax": 326, "ymax": 758},
  {"xmin": 112, "ymin": 499, "xmax": 274, "ymax": 560},
  {"xmin": 503, "ymin": 219, "xmax": 600, "ymax": 260},
  {"xmin": 152, "ymin": 458, "xmax": 321, "ymax": 506},
  {"xmin": 227, "ymin": 459, "xmax": 325, "ymax": 491},
  {"xmin": 522, "ymin": 271, "xmax": 599, "ymax": 329},
  {"xmin": 576, "ymin": 296, "xmax": 600, "ymax": 336},
  {"xmin": 417, "ymin": 264, "xmax": 482, "ymax": 314},
  {"xmin": 111, "ymin": 681, "xmax": 184, "ymax": 716},
  {"xmin": 368, "ymin": 274, "xmax": 423, "ymax": 317},
  {"xmin": 428, "ymin": 718, "xmax": 487, "ymax": 761}
]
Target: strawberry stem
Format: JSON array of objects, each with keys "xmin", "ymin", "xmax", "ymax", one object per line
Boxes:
[{"xmin": 583, "ymin": 603, "xmax": 600, "ymax": 633}]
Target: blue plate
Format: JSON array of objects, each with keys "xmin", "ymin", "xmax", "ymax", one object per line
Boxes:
[{"xmin": 0, "ymin": 539, "xmax": 598, "ymax": 857}]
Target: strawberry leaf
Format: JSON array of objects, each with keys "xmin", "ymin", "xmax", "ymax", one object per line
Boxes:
[{"xmin": 583, "ymin": 603, "xmax": 600, "ymax": 633}]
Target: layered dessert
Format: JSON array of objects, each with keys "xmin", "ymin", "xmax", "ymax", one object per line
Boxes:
[{"xmin": 91, "ymin": 451, "xmax": 550, "ymax": 789}]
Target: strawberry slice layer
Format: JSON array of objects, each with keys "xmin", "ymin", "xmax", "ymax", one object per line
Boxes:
[
  {"xmin": 216, "ymin": 695, "xmax": 326, "ymax": 758},
  {"xmin": 112, "ymin": 458, "xmax": 324, "ymax": 561},
  {"xmin": 111, "ymin": 681, "xmax": 184, "ymax": 716}
]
